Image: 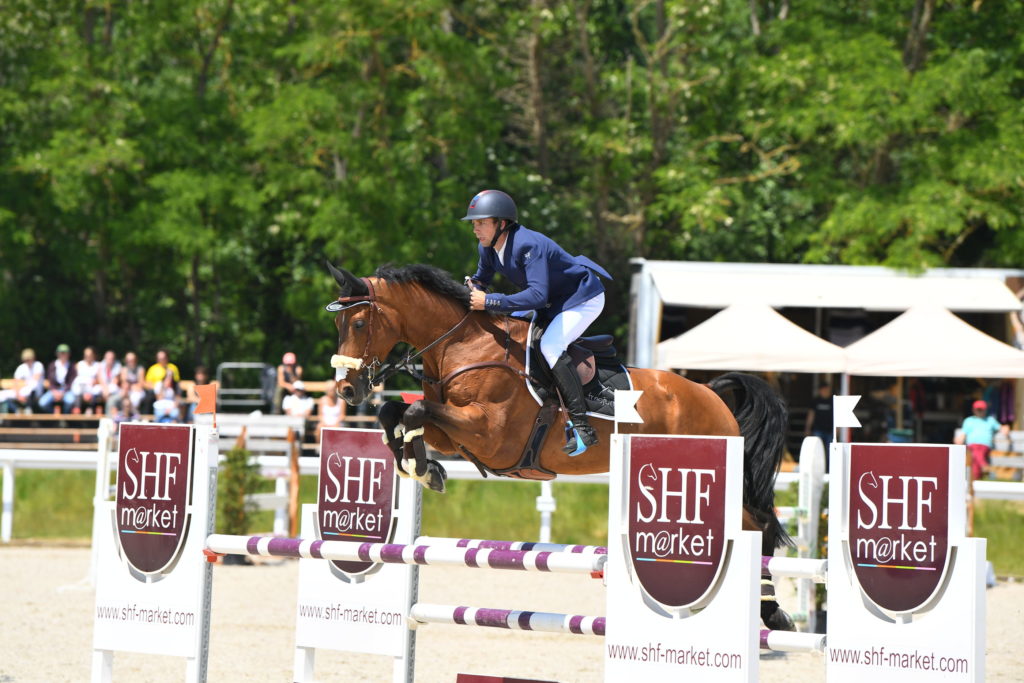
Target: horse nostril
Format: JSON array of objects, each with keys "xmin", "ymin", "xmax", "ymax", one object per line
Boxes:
[{"xmin": 341, "ymin": 386, "xmax": 355, "ymax": 400}]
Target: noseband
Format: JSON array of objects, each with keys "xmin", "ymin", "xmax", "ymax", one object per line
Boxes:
[{"xmin": 328, "ymin": 278, "xmax": 383, "ymax": 382}]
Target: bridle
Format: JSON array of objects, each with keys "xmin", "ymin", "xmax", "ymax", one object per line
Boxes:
[{"xmin": 328, "ymin": 277, "xmax": 473, "ymax": 389}]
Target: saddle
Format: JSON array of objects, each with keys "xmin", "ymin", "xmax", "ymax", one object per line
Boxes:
[
  {"xmin": 454, "ymin": 321, "xmax": 634, "ymax": 484},
  {"xmin": 526, "ymin": 325, "xmax": 628, "ymax": 417}
]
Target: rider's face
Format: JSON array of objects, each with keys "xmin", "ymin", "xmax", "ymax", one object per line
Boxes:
[{"xmin": 471, "ymin": 218, "xmax": 504, "ymax": 246}]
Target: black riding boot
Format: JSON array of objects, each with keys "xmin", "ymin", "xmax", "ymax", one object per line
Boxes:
[{"xmin": 551, "ymin": 353, "xmax": 599, "ymax": 454}]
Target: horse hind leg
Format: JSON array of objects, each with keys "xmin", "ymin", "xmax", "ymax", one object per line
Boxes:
[
  {"xmin": 400, "ymin": 400, "xmax": 447, "ymax": 493},
  {"xmin": 760, "ymin": 569, "xmax": 796, "ymax": 631},
  {"xmin": 743, "ymin": 505, "xmax": 796, "ymax": 632}
]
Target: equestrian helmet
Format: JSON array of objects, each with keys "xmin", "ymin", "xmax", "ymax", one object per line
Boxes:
[{"xmin": 460, "ymin": 189, "xmax": 517, "ymax": 222}]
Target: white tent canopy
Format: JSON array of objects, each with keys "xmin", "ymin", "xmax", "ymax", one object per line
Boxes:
[
  {"xmin": 843, "ymin": 305, "xmax": 1024, "ymax": 378},
  {"xmin": 647, "ymin": 262, "xmax": 1023, "ymax": 312},
  {"xmin": 656, "ymin": 302, "xmax": 847, "ymax": 373}
]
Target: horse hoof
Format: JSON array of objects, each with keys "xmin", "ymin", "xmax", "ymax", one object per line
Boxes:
[
  {"xmin": 426, "ymin": 462, "xmax": 447, "ymax": 493},
  {"xmin": 763, "ymin": 606, "xmax": 796, "ymax": 632}
]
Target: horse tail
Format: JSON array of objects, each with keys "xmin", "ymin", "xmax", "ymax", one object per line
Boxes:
[{"xmin": 708, "ymin": 372, "xmax": 792, "ymax": 553}]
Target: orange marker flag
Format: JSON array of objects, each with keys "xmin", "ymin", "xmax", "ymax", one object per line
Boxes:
[
  {"xmin": 194, "ymin": 382, "xmax": 218, "ymax": 413},
  {"xmin": 194, "ymin": 382, "xmax": 217, "ymax": 411},
  {"xmin": 195, "ymin": 382, "xmax": 218, "ymax": 429}
]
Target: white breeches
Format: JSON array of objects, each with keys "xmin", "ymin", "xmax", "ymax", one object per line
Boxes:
[{"xmin": 539, "ymin": 293, "xmax": 606, "ymax": 368}]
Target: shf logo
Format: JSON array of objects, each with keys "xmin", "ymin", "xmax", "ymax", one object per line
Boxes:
[
  {"xmin": 627, "ymin": 436, "xmax": 727, "ymax": 609},
  {"xmin": 115, "ymin": 423, "xmax": 194, "ymax": 575},
  {"xmin": 848, "ymin": 444, "xmax": 950, "ymax": 613},
  {"xmin": 318, "ymin": 429, "xmax": 397, "ymax": 576}
]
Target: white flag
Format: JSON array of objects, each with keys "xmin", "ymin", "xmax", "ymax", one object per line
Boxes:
[
  {"xmin": 614, "ymin": 390, "xmax": 644, "ymax": 424},
  {"xmin": 833, "ymin": 395, "xmax": 862, "ymax": 429}
]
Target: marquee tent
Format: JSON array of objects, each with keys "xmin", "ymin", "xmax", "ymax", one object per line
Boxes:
[
  {"xmin": 842, "ymin": 306, "xmax": 1024, "ymax": 378},
  {"xmin": 655, "ymin": 302, "xmax": 847, "ymax": 373}
]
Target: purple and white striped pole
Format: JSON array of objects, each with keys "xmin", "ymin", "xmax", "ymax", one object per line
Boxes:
[
  {"xmin": 205, "ymin": 535, "xmax": 607, "ymax": 575},
  {"xmin": 409, "ymin": 604, "xmax": 822, "ymax": 652},
  {"xmin": 409, "ymin": 603, "xmax": 606, "ymax": 636},
  {"xmin": 416, "ymin": 536, "xmax": 607, "ymax": 555}
]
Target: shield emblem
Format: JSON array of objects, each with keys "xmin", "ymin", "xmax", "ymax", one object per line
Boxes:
[
  {"xmin": 848, "ymin": 444, "xmax": 950, "ymax": 614},
  {"xmin": 627, "ymin": 436, "xmax": 728, "ymax": 609},
  {"xmin": 317, "ymin": 429, "xmax": 398, "ymax": 576},
  {"xmin": 115, "ymin": 423, "xmax": 194, "ymax": 575}
]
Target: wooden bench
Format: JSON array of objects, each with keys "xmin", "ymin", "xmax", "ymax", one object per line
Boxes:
[{"xmin": 989, "ymin": 451, "xmax": 1024, "ymax": 482}]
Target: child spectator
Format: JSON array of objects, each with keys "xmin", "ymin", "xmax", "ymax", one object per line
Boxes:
[
  {"xmin": 39, "ymin": 344, "xmax": 77, "ymax": 414},
  {"xmin": 152, "ymin": 373, "xmax": 179, "ymax": 423},
  {"xmin": 184, "ymin": 366, "xmax": 211, "ymax": 423},
  {"xmin": 144, "ymin": 349, "xmax": 180, "ymax": 415},
  {"xmin": 113, "ymin": 395, "xmax": 140, "ymax": 432}
]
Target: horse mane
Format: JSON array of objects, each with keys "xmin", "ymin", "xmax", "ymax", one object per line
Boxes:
[{"xmin": 374, "ymin": 264, "xmax": 471, "ymax": 308}]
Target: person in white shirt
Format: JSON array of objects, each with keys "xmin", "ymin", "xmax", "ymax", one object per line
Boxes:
[
  {"xmin": 317, "ymin": 379, "xmax": 346, "ymax": 439},
  {"xmin": 72, "ymin": 346, "xmax": 103, "ymax": 414},
  {"xmin": 282, "ymin": 380, "xmax": 314, "ymax": 419},
  {"xmin": 96, "ymin": 350, "xmax": 122, "ymax": 415},
  {"xmin": 12, "ymin": 348, "xmax": 45, "ymax": 412}
]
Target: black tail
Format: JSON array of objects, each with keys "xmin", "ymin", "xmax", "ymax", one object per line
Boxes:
[{"xmin": 708, "ymin": 372, "xmax": 792, "ymax": 553}]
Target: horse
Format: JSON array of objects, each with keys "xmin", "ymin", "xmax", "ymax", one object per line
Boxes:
[{"xmin": 325, "ymin": 262, "xmax": 795, "ymax": 630}]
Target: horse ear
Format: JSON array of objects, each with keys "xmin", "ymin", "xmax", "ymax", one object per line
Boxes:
[{"xmin": 326, "ymin": 261, "xmax": 368, "ymax": 297}]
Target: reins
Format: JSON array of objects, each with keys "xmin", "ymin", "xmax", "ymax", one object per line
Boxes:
[{"xmin": 332, "ymin": 278, "xmax": 529, "ymax": 394}]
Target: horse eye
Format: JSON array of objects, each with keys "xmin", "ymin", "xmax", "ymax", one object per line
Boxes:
[{"xmin": 353, "ymin": 319, "xmax": 366, "ymax": 329}]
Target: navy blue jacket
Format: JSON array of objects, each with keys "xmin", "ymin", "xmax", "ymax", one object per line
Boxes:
[{"xmin": 472, "ymin": 225, "xmax": 611, "ymax": 323}]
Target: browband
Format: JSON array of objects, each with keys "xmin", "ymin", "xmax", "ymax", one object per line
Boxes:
[{"xmin": 324, "ymin": 277, "xmax": 377, "ymax": 312}]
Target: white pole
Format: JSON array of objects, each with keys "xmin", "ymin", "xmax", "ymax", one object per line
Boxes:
[
  {"xmin": 536, "ymin": 480, "xmax": 555, "ymax": 543},
  {"xmin": 1, "ymin": 460, "xmax": 13, "ymax": 543}
]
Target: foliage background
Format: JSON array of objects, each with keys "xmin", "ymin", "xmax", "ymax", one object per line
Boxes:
[{"xmin": 2, "ymin": 0, "xmax": 1021, "ymax": 377}]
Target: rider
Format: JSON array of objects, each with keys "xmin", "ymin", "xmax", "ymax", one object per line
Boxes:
[{"xmin": 462, "ymin": 189, "xmax": 611, "ymax": 455}]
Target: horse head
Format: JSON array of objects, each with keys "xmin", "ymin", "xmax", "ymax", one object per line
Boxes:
[{"xmin": 325, "ymin": 261, "xmax": 392, "ymax": 406}]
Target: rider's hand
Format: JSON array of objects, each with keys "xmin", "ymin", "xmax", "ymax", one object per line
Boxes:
[{"xmin": 470, "ymin": 289, "xmax": 487, "ymax": 311}]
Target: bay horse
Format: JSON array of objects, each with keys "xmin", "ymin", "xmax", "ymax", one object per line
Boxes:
[{"xmin": 326, "ymin": 262, "xmax": 794, "ymax": 630}]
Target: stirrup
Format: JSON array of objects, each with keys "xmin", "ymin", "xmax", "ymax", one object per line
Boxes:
[{"xmin": 563, "ymin": 421, "xmax": 588, "ymax": 457}]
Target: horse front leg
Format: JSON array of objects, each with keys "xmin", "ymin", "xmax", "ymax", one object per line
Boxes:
[
  {"xmin": 398, "ymin": 400, "xmax": 451, "ymax": 493},
  {"xmin": 400, "ymin": 399, "xmax": 496, "ymax": 494},
  {"xmin": 378, "ymin": 400, "xmax": 412, "ymax": 476}
]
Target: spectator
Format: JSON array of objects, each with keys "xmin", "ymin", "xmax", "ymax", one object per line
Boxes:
[
  {"xmin": 152, "ymin": 373, "xmax": 179, "ymax": 423},
  {"xmin": 955, "ymin": 399, "xmax": 1010, "ymax": 481},
  {"xmin": 118, "ymin": 351, "xmax": 146, "ymax": 412},
  {"xmin": 184, "ymin": 365, "xmax": 211, "ymax": 423},
  {"xmin": 10, "ymin": 348, "xmax": 45, "ymax": 413},
  {"xmin": 96, "ymin": 350, "xmax": 122, "ymax": 416},
  {"xmin": 112, "ymin": 395, "xmax": 140, "ymax": 431},
  {"xmin": 317, "ymin": 378, "xmax": 346, "ymax": 438},
  {"xmin": 282, "ymin": 380, "xmax": 314, "ymax": 418},
  {"xmin": 143, "ymin": 349, "xmax": 180, "ymax": 415},
  {"xmin": 274, "ymin": 352, "xmax": 303, "ymax": 413},
  {"xmin": 71, "ymin": 346, "xmax": 103, "ymax": 414},
  {"xmin": 804, "ymin": 383, "xmax": 834, "ymax": 449},
  {"xmin": 39, "ymin": 344, "xmax": 77, "ymax": 414}
]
